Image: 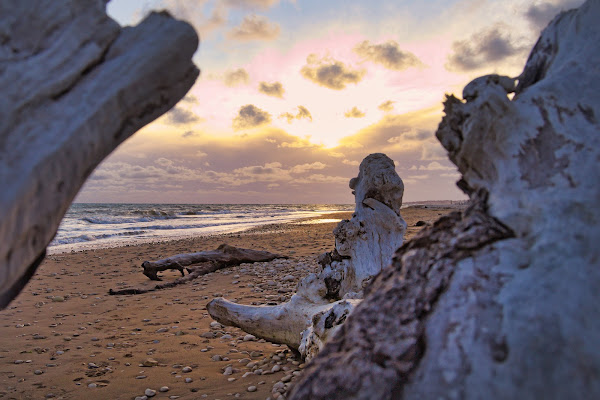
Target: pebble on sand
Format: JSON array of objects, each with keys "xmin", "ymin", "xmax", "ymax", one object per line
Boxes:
[{"xmin": 142, "ymin": 358, "xmax": 158, "ymax": 367}]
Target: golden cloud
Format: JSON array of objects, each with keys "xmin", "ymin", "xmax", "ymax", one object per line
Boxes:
[
  {"xmin": 354, "ymin": 40, "xmax": 423, "ymax": 70},
  {"xmin": 279, "ymin": 105, "xmax": 312, "ymax": 123},
  {"xmin": 233, "ymin": 104, "xmax": 272, "ymax": 130},
  {"xmin": 224, "ymin": 68, "xmax": 250, "ymax": 87},
  {"xmin": 259, "ymin": 81, "xmax": 285, "ymax": 98},
  {"xmin": 226, "ymin": 14, "xmax": 280, "ymax": 41},
  {"xmin": 344, "ymin": 106, "xmax": 366, "ymax": 118},
  {"xmin": 378, "ymin": 100, "xmax": 395, "ymax": 112},
  {"xmin": 300, "ymin": 54, "xmax": 366, "ymax": 90}
]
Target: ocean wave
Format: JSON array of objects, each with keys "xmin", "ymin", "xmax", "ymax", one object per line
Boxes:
[
  {"xmin": 131, "ymin": 209, "xmax": 176, "ymax": 217},
  {"xmin": 124, "ymin": 224, "xmax": 208, "ymax": 231},
  {"xmin": 82, "ymin": 215, "xmax": 178, "ymax": 224},
  {"xmin": 53, "ymin": 204, "xmax": 354, "ymax": 251},
  {"xmin": 51, "ymin": 230, "xmax": 148, "ymax": 245}
]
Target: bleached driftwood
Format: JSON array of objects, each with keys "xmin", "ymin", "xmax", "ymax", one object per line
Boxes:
[
  {"xmin": 0, "ymin": 1, "xmax": 199, "ymax": 308},
  {"xmin": 109, "ymin": 244, "xmax": 286, "ymax": 295},
  {"xmin": 208, "ymin": 153, "xmax": 407, "ymax": 359},
  {"xmin": 291, "ymin": 1, "xmax": 600, "ymax": 399},
  {"xmin": 141, "ymin": 244, "xmax": 286, "ymax": 281}
]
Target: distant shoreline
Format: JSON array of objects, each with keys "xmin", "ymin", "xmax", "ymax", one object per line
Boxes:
[
  {"xmin": 69, "ymin": 200, "xmax": 468, "ymax": 206},
  {"xmin": 48, "ymin": 202, "xmax": 467, "ymax": 254}
]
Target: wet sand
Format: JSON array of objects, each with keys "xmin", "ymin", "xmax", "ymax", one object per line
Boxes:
[{"xmin": 0, "ymin": 205, "xmax": 460, "ymax": 400}]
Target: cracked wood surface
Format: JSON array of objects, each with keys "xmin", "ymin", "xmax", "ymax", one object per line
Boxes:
[
  {"xmin": 291, "ymin": 196, "xmax": 513, "ymax": 399},
  {"xmin": 208, "ymin": 154, "xmax": 407, "ymax": 359},
  {"xmin": 291, "ymin": 1, "xmax": 600, "ymax": 398},
  {"xmin": 109, "ymin": 244, "xmax": 286, "ymax": 295},
  {"xmin": 0, "ymin": 1, "xmax": 199, "ymax": 308}
]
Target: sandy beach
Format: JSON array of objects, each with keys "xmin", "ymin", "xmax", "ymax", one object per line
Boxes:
[{"xmin": 0, "ymin": 205, "xmax": 459, "ymax": 400}]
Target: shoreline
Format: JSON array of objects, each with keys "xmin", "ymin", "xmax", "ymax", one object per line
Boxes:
[
  {"xmin": 47, "ymin": 210, "xmax": 353, "ymax": 256},
  {"xmin": 0, "ymin": 205, "xmax": 460, "ymax": 400},
  {"xmin": 48, "ymin": 201, "xmax": 466, "ymax": 255}
]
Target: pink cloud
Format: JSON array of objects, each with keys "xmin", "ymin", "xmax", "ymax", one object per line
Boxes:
[{"xmin": 244, "ymin": 32, "xmax": 366, "ymax": 81}]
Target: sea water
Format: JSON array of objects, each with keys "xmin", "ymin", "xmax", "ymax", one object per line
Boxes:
[{"xmin": 48, "ymin": 203, "xmax": 353, "ymax": 254}]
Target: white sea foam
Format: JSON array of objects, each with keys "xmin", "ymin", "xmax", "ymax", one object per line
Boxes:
[{"xmin": 48, "ymin": 203, "xmax": 352, "ymax": 254}]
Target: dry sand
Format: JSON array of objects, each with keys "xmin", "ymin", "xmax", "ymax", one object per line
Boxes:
[{"xmin": 0, "ymin": 206, "xmax": 459, "ymax": 400}]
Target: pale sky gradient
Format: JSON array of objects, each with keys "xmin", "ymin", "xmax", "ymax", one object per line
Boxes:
[{"xmin": 75, "ymin": 0, "xmax": 583, "ymax": 204}]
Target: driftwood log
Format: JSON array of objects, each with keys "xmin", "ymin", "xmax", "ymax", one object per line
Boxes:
[
  {"xmin": 0, "ymin": 0, "xmax": 199, "ymax": 308},
  {"xmin": 208, "ymin": 154, "xmax": 407, "ymax": 360},
  {"xmin": 109, "ymin": 244, "xmax": 286, "ymax": 295},
  {"xmin": 290, "ymin": 1, "xmax": 600, "ymax": 399}
]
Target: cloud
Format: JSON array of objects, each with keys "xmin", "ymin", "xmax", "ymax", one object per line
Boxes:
[
  {"xmin": 290, "ymin": 162, "xmax": 326, "ymax": 174},
  {"xmin": 378, "ymin": 100, "xmax": 395, "ymax": 113},
  {"xmin": 441, "ymin": 172, "xmax": 461, "ymax": 178},
  {"xmin": 344, "ymin": 106, "xmax": 366, "ymax": 118},
  {"xmin": 258, "ymin": 81, "xmax": 285, "ymax": 98},
  {"xmin": 79, "ymin": 106, "xmax": 467, "ymax": 204},
  {"xmin": 207, "ymin": 161, "xmax": 329, "ymax": 187},
  {"xmin": 156, "ymin": 157, "xmax": 174, "ymax": 167},
  {"xmin": 407, "ymin": 174, "xmax": 429, "ymax": 180},
  {"xmin": 387, "ymin": 128, "xmax": 431, "ymax": 143},
  {"xmin": 280, "ymin": 112, "xmax": 295, "ymax": 123},
  {"xmin": 89, "ymin": 159, "xmax": 201, "ymax": 184},
  {"xmin": 300, "ymin": 54, "xmax": 366, "ymax": 90},
  {"xmin": 165, "ymin": 106, "xmax": 201, "ymax": 125},
  {"xmin": 233, "ymin": 104, "xmax": 272, "ymax": 130},
  {"xmin": 296, "ymin": 106, "xmax": 312, "ymax": 121},
  {"xmin": 418, "ymin": 161, "xmax": 455, "ymax": 171},
  {"xmin": 88, "ymin": 157, "xmax": 330, "ymax": 193},
  {"xmin": 524, "ymin": 0, "xmax": 583, "ymax": 31},
  {"xmin": 233, "ymin": 162, "xmax": 284, "ymax": 177},
  {"xmin": 421, "ymin": 141, "xmax": 447, "ymax": 160},
  {"xmin": 279, "ymin": 139, "xmax": 318, "ymax": 149},
  {"xmin": 181, "ymin": 94, "xmax": 198, "ymax": 104},
  {"xmin": 223, "ymin": 0, "xmax": 280, "ymax": 10},
  {"xmin": 354, "ymin": 40, "xmax": 423, "ymax": 70},
  {"xmin": 446, "ymin": 25, "xmax": 527, "ymax": 72},
  {"xmin": 162, "ymin": 0, "xmax": 226, "ymax": 37},
  {"xmin": 295, "ymin": 174, "xmax": 348, "ymax": 184},
  {"xmin": 182, "ymin": 130, "xmax": 198, "ymax": 138},
  {"xmin": 279, "ymin": 105, "xmax": 313, "ymax": 123},
  {"xmin": 224, "ymin": 68, "xmax": 250, "ymax": 87},
  {"xmin": 198, "ymin": 4, "xmax": 227, "ymax": 34},
  {"xmin": 226, "ymin": 14, "xmax": 280, "ymax": 41}
]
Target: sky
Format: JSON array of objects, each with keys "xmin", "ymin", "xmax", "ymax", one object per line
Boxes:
[{"xmin": 75, "ymin": 0, "xmax": 583, "ymax": 204}]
